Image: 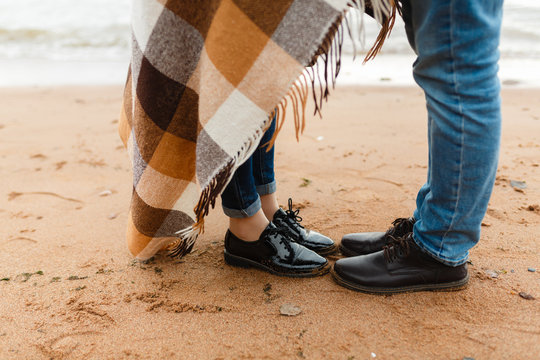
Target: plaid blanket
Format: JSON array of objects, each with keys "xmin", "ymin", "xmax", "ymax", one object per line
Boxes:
[{"xmin": 119, "ymin": 0, "xmax": 394, "ymax": 261}]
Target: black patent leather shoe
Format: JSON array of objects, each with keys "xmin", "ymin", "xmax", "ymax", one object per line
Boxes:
[
  {"xmin": 332, "ymin": 233, "xmax": 469, "ymax": 294},
  {"xmin": 272, "ymin": 199, "xmax": 337, "ymax": 256},
  {"xmin": 224, "ymin": 222, "xmax": 329, "ymax": 277},
  {"xmin": 340, "ymin": 217, "xmax": 415, "ymax": 257}
]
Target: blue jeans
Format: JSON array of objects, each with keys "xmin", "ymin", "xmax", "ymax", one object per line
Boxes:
[
  {"xmin": 402, "ymin": 0, "xmax": 503, "ymax": 265},
  {"xmin": 221, "ymin": 116, "xmax": 277, "ymax": 218}
]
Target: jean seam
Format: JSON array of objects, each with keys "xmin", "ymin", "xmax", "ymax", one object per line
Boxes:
[
  {"xmin": 232, "ymin": 171, "xmax": 247, "ymax": 211},
  {"xmin": 258, "ymin": 148, "xmax": 265, "ymax": 185},
  {"xmin": 438, "ymin": 0, "xmax": 465, "ymax": 256}
]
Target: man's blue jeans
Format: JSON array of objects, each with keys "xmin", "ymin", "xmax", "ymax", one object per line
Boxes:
[
  {"xmin": 221, "ymin": 116, "xmax": 277, "ymax": 218},
  {"xmin": 402, "ymin": 0, "xmax": 503, "ymax": 265}
]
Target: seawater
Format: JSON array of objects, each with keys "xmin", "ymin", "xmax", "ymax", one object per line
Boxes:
[
  {"xmin": 0, "ymin": 0, "xmax": 539, "ymax": 86},
  {"xmin": 0, "ymin": 0, "xmax": 131, "ymax": 61}
]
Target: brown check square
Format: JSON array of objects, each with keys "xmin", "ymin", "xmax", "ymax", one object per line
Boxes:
[{"xmin": 205, "ymin": 0, "xmax": 271, "ymax": 87}]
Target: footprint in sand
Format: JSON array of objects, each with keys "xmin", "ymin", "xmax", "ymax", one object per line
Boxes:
[
  {"xmin": 8, "ymin": 191, "xmax": 83, "ymax": 203},
  {"xmin": 6, "ymin": 236, "xmax": 37, "ymax": 244},
  {"xmin": 30, "ymin": 153, "xmax": 47, "ymax": 160},
  {"xmin": 54, "ymin": 161, "xmax": 67, "ymax": 170},
  {"xmin": 78, "ymin": 158, "xmax": 107, "ymax": 167},
  {"xmin": 486, "ymin": 207, "xmax": 507, "ymax": 221},
  {"xmin": 37, "ymin": 331, "xmax": 101, "ymax": 359}
]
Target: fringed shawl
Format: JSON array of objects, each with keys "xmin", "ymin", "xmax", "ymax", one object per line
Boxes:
[{"xmin": 119, "ymin": 0, "xmax": 397, "ymax": 261}]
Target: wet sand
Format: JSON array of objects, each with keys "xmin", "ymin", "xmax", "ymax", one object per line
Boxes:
[{"xmin": 0, "ymin": 86, "xmax": 538, "ymax": 359}]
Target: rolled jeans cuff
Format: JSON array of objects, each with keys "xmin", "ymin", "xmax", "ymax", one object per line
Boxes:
[
  {"xmin": 256, "ymin": 180, "xmax": 276, "ymax": 196},
  {"xmin": 221, "ymin": 196, "xmax": 261, "ymax": 219}
]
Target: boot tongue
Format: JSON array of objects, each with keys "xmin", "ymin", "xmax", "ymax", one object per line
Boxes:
[
  {"xmin": 273, "ymin": 208, "xmax": 287, "ymax": 221},
  {"xmin": 258, "ymin": 222, "xmax": 277, "ymax": 241}
]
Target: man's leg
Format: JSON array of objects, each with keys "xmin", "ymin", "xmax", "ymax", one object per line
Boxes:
[
  {"xmin": 333, "ymin": 0, "xmax": 503, "ymax": 293},
  {"xmin": 407, "ymin": 0, "xmax": 503, "ymax": 265}
]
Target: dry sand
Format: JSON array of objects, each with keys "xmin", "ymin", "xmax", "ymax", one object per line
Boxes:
[{"xmin": 0, "ymin": 85, "xmax": 538, "ymax": 359}]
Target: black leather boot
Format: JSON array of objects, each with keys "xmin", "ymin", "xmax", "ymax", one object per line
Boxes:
[
  {"xmin": 332, "ymin": 233, "xmax": 469, "ymax": 294},
  {"xmin": 224, "ymin": 222, "xmax": 329, "ymax": 277},
  {"xmin": 272, "ymin": 198, "xmax": 337, "ymax": 256},
  {"xmin": 340, "ymin": 217, "xmax": 415, "ymax": 256}
]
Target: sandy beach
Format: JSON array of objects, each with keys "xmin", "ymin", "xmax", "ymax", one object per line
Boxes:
[{"xmin": 0, "ymin": 85, "xmax": 538, "ymax": 359}]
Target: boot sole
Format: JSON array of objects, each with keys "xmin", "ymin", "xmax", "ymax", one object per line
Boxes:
[
  {"xmin": 331, "ymin": 268, "xmax": 469, "ymax": 295},
  {"xmin": 224, "ymin": 251, "xmax": 330, "ymax": 278},
  {"xmin": 338, "ymin": 244, "xmax": 363, "ymax": 257},
  {"xmin": 314, "ymin": 244, "xmax": 338, "ymax": 256}
]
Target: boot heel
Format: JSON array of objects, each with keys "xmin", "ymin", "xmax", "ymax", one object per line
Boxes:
[{"xmin": 224, "ymin": 251, "xmax": 252, "ymax": 268}]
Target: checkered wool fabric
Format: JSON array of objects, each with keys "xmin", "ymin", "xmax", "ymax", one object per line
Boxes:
[{"xmin": 119, "ymin": 0, "xmax": 393, "ymax": 261}]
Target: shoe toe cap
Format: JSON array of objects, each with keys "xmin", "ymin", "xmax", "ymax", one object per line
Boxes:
[
  {"xmin": 292, "ymin": 243, "xmax": 328, "ymax": 268},
  {"xmin": 340, "ymin": 232, "xmax": 386, "ymax": 255},
  {"xmin": 333, "ymin": 256, "xmax": 355, "ymax": 278},
  {"xmin": 333, "ymin": 255, "xmax": 375, "ymax": 284},
  {"xmin": 307, "ymin": 230, "xmax": 334, "ymax": 247}
]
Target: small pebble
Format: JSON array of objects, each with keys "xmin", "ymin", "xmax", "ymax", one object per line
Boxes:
[
  {"xmin": 519, "ymin": 292, "xmax": 535, "ymax": 300},
  {"xmin": 107, "ymin": 213, "xmax": 118, "ymax": 220},
  {"xmin": 99, "ymin": 190, "xmax": 113, "ymax": 197},
  {"xmin": 371, "ymin": 353, "xmax": 376, "ymax": 358},
  {"xmin": 510, "ymin": 180, "xmax": 527, "ymax": 189},
  {"xmin": 510, "ymin": 180, "xmax": 527, "ymax": 193},
  {"xmin": 528, "ymin": 268, "xmax": 536, "ymax": 272},
  {"xmin": 485, "ymin": 270, "xmax": 499, "ymax": 279},
  {"xmin": 280, "ymin": 304, "xmax": 302, "ymax": 316}
]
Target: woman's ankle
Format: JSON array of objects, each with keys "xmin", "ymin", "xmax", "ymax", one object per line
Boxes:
[
  {"xmin": 260, "ymin": 193, "xmax": 279, "ymax": 220},
  {"xmin": 229, "ymin": 209, "xmax": 269, "ymax": 241}
]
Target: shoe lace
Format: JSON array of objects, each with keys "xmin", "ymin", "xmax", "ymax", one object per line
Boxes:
[
  {"xmin": 385, "ymin": 217, "xmax": 414, "ymax": 237},
  {"xmin": 285, "ymin": 198, "xmax": 304, "ymax": 229},
  {"xmin": 266, "ymin": 224, "xmax": 295, "ymax": 261},
  {"xmin": 382, "ymin": 233, "xmax": 412, "ymax": 263},
  {"xmin": 266, "ymin": 224, "xmax": 292, "ymax": 238}
]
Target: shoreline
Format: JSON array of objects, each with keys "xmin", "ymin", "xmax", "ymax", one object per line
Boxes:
[{"xmin": 1, "ymin": 56, "xmax": 540, "ymax": 89}]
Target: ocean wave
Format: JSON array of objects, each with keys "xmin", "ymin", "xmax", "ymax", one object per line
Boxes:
[
  {"xmin": 0, "ymin": 25, "xmax": 130, "ymax": 61},
  {"xmin": 0, "ymin": 26, "xmax": 127, "ymax": 42},
  {"xmin": 0, "ymin": 28, "xmax": 50, "ymax": 41},
  {"xmin": 0, "ymin": 1, "xmax": 539, "ymax": 62}
]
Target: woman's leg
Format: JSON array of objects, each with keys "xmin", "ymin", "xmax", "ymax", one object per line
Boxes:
[
  {"xmin": 251, "ymin": 115, "xmax": 279, "ymax": 220},
  {"xmin": 220, "ymin": 156, "xmax": 269, "ymax": 242},
  {"xmin": 220, "ymin": 116, "xmax": 328, "ymax": 276}
]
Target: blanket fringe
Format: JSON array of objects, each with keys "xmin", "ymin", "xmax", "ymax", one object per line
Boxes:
[
  {"xmin": 168, "ymin": 158, "xmax": 235, "ymax": 258},
  {"xmin": 169, "ymin": 120, "xmax": 273, "ymax": 258},
  {"xmin": 167, "ymin": 225, "xmax": 200, "ymax": 258},
  {"xmin": 362, "ymin": 0, "xmax": 401, "ymax": 63},
  {"xmin": 168, "ymin": 0, "xmax": 397, "ymax": 259},
  {"xmin": 302, "ymin": 0, "xmax": 398, "ymax": 118}
]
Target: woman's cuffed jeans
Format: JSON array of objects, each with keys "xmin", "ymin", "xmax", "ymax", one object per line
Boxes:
[{"xmin": 221, "ymin": 116, "xmax": 277, "ymax": 218}]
